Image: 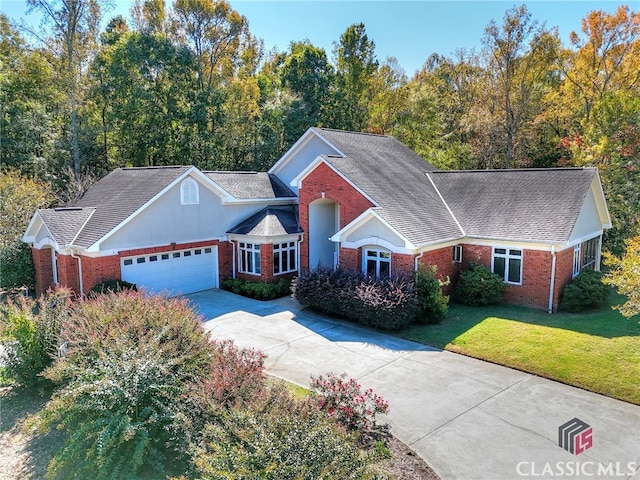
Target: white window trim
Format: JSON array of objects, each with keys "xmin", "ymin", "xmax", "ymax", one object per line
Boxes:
[
  {"xmin": 238, "ymin": 242, "xmax": 261, "ymax": 275},
  {"xmin": 273, "ymin": 241, "xmax": 297, "ymax": 275},
  {"xmin": 572, "ymin": 243, "xmax": 581, "ymax": 278},
  {"xmin": 363, "ymin": 247, "xmax": 391, "ymax": 278},
  {"xmin": 492, "ymin": 247, "xmax": 523, "ymax": 285},
  {"xmin": 180, "ymin": 178, "xmax": 199, "ymax": 205},
  {"xmin": 453, "ymin": 245, "xmax": 463, "ymax": 263}
]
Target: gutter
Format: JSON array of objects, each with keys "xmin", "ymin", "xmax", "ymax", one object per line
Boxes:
[
  {"xmin": 548, "ymin": 245, "xmax": 556, "ymax": 314},
  {"xmin": 414, "ymin": 249, "xmax": 425, "ymax": 272},
  {"xmin": 227, "ymin": 238, "xmax": 236, "ymax": 279}
]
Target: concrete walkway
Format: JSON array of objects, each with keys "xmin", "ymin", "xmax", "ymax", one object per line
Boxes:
[{"xmin": 188, "ymin": 290, "xmax": 640, "ymax": 480}]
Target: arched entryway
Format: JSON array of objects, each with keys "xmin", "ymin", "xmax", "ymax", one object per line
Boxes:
[{"xmin": 308, "ymin": 199, "xmax": 339, "ymax": 269}]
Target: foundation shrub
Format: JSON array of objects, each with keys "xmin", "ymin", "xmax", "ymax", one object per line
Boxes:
[
  {"xmin": 455, "ymin": 263, "xmax": 506, "ymax": 306},
  {"xmin": 221, "ymin": 277, "xmax": 291, "ymax": 300},
  {"xmin": 292, "ymin": 268, "xmax": 419, "ymax": 331},
  {"xmin": 88, "ymin": 279, "xmax": 137, "ymax": 295},
  {"xmin": 560, "ymin": 269, "xmax": 610, "ymax": 313},
  {"xmin": 415, "ymin": 265, "xmax": 449, "ymax": 323}
]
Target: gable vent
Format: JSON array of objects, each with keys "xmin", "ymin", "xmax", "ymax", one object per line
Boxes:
[{"xmin": 181, "ymin": 178, "xmax": 199, "ymax": 205}]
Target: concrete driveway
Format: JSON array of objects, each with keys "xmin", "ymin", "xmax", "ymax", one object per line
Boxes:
[{"xmin": 188, "ymin": 289, "xmax": 640, "ymax": 480}]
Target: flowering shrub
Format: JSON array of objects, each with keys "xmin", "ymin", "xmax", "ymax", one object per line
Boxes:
[
  {"xmin": 311, "ymin": 373, "xmax": 389, "ymax": 438},
  {"xmin": 191, "ymin": 382, "xmax": 370, "ymax": 479}
]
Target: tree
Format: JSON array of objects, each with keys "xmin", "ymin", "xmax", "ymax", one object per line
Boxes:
[
  {"xmin": 0, "ymin": 15, "xmax": 63, "ymax": 179},
  {"xmin": 0, "ymin": 171, "xmax": 53, "ymax": 289},
  {"xmin": 332, "ymin": 22, "xmax": 378, "ymax": 131},
  {"xmin": 604, "ymin": 235, "xmax": 640, "ymax": 320},
  {"xmin": 481, "ymin": 4, "xmax": 557, "ymax": 168},
  {"xmin": 367, "ymin": 57, "xmax": 407, "ymax": 135},
  {"xmin": 90, "ymin": 31, "xmax": 199, "ymax": 167},
  {"xmin": 558, "ymin": 6, "xmax": 640, "ymax": 124},
  {"xmin": 26, "ymin": 0, "xmax": 103, "ymax": 178}
]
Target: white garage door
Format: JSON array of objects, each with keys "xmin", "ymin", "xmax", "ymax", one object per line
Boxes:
[{"xmin": 121, "ymin": 246, "xmax": 218, "ymax": 295}]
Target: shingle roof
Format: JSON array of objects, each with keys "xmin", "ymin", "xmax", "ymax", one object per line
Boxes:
[
  {"xmin": 429, "ymin": 168, "xmax": 598, "ymax": 243},
  {"xmin": 316, "ymin": 129, "xmax": 463, "ymax": 246},
  {"xmin": 37, "ymin": 207, "xmax": 95, "ymax": 246},
  {"xmin": 66, "ymin": 166, "xmax": 191, "ymax": 248},
  {"xmin": 204, "ymin": 172, "xmax": 296, "ymax": 199},
  {"xmin": 227, "ymin": 205, "xmax": 302, "ymax": 236}
]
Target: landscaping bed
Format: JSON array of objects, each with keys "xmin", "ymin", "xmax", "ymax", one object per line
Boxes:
[{"xmin": 398, "ymin": 295, "xmax": 640, "ymax": 405}]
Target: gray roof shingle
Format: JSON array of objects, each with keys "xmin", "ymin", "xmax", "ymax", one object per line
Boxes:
[
  {"xmin": 227, "ymin": 205, "xmax": 302, "ymax": 236},
  {"xmin": 316, "ymin": 129, "xmax": 463, "ymax": 246},
  {"xmin": 429, "ymin": 168, "xmax": 598, "ymax": 243},
  {"xmin": 204, "ymin": 172, "xmax": 296, "ymax": 199},
  {"xmin": 67, "ymin": 166, "xmax": 191, "ymax": 248},
  {"xmin": 37, "ymin": 207, "xmax": 95, "ymax": 246}
]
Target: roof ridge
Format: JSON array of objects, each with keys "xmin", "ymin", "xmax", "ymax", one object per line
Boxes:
[
  {"xmin": 317, "ymin": 127, "xmax": 391, "ymax": 139},
  {"xmin": 431, "ymin": 167, "xmax": 593, "ymax": 174},
  {"xmin": 120, "ymin": 166, "xmax": 190, "ymax": 170},
  {"xmin": 205, "ymin": 170, "xmax": 261, "ymax": 174}
]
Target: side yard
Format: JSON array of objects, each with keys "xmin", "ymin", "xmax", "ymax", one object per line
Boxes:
[{"xmin": 398, "ymin": 294, "xmax": 640, "ymax": 405}]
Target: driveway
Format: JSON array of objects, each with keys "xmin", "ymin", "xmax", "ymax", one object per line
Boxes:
[{"xmin": 188, "ymin": 289, "xmax": 640, "ymax": 480}]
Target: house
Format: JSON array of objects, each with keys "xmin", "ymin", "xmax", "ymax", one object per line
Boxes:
[{"xmin": 23, "ymin": 128, "xmax": 611, "ymax": 312}]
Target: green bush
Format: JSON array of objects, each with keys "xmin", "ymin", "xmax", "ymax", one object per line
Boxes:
[
  {"xmin": 0, "ymin": 241, "xmax": 36, "ymax": 290},
  {"xmin": 560, "ymin": 269, "xmax": 610, "ymax": 313},
  {"xmin": 221, "ymin": 277, "xmax": 291, "ymax": 300},
  {"xmin": 292, "ymin": 268, "xmax": 419, "ymax": 331},
  {"xmin": 455, "ymin": 263, "xmax": 506, "ymax": 306},
  {"xmin": 38, "ymin": 291, "xmax": 216, "ymax": 479},
  {"xmin": 88, "ymin": 279, "xmax": 137, "ymax": 295},
  {"xmin": 415, "ymin": 265, "xmax": 449, "ymax": 323},
  {"xmin": 191, "ymin": 382, "xmax": 374, "ymax": 480},
  {"xmin": 0, "ymin": 288, "xmax": 71, "ymax": 386}
]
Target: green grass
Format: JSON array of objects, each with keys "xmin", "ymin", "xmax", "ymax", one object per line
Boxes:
[{"xmin": 398, "ymin": 293, "xmax": 640, "ymax": 405}]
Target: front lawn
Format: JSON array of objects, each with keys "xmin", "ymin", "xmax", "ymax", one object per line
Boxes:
[{"xmin": 398, "ymin": 294, "xmax": 640, "ymax": 405}]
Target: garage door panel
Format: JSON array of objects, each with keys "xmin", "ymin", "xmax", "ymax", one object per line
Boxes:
[{"xmin": 121, "ymin": 246, "xmax": 218, "ymax": 295}]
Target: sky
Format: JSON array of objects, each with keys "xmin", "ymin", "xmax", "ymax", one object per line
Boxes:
[{"xmin": 1, "ymin": 0, "xmax": 627, "ymax": 75}]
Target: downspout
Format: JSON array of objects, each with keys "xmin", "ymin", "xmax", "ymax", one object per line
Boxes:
[
  {"xmin": 548, "ymin": 245, "xmax": 556, "ymax": 314},
  {"xmin": 70, "ymin": 250, "xmax": 84, "ymax": 297},
  {"xmin": 414, "ymin": 249, "xmax": 425, "ymax": 273},
  {"xmin": 297, "ymin": 234, "xmax": 303, "ymax": 275}
]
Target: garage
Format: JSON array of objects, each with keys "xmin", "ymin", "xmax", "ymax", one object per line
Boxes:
[{"xmin": 120, "ymin": 246, "xmax": 218, "ymax": 295}]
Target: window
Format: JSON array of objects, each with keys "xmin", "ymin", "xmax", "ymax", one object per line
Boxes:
[
  {"xmin": 123, "ymin": 258, "xmax": 133, "ymax": 266},
  {"xmin": 492, "ymin": 247, "xmax": 522, "ymax": 284},
  {"xmin": 161, "ymin": 254, "xmax": 169, "ymax": 260},
  {"xmin": 453, "ymin": 245, "xmax": 463, "ymax": 263},
  {"xmin": 184, "ymin": 250, "xmax": 191, "ymax": 257},
  {"xmin": 149, "ymin": 255, "xmax": 158, "ymax": 262},
  {"xmin": 573, "ymin": 237, "xmax": 600, "ymax": 277},
  {"xmin": 173, "ymin": 252, "xmax": 181, "ymax": 258},
  {"xmin": 581, "ymin": 237, "xmax": 599, "ymax": 271},
  {"xmin": 136, "ymin": 257, "xmax": 145, "ymax": 264},
  {"xmin": 274, "ymin": 241, "xmax": 297, "ymax": 274},
  {"xmin": 364, "ymin": 248, "xmax": 391, "ymax": 278},
  {"xmin": 239, "ymin": 242, "xmax": 261, "ymax": 275},
  {"xmin": 180, "ymin": 178, "xmax": 199, "ymax": 205}
]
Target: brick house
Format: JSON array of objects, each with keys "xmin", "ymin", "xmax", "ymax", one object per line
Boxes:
[{"xmin": 23, "ymin": 128, "xmax": 611, "ymax": 311}]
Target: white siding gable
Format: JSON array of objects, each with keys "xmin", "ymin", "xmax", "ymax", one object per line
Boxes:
[
  {"xmin": 100, "ymin": 177, "xmax": 265, "ymax": 251},
  {"xmin": 568, "ymin": 188, "xmax": 606, "ymax": 244}
]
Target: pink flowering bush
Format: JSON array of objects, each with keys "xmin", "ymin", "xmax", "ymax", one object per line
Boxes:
[{"xmin": 311, "ymin": 373, "xmax": 389, "ymax": 439}]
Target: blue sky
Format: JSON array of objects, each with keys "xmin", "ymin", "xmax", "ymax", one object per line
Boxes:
[{"xmin": 1, "ymin": 1, "xmax": 626, "ymax": 75}]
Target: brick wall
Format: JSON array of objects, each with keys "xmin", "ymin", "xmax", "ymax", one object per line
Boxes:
[
  {"xmin": 339, "ymin": 247, "xmax": 359, "ymax": 271},
  {"xmin": 32, "ymin": 247, "xmax": 55, "ymax": 296},
  {"xmin": 552, "ymin": 247, "xmax": 575, "ymax": 311},
  {"xmin": 82, "ymin": 255, "xmax": 121, "ymax": 293},
  {"xmin": 391, "ymin": 253, "xmax": 415, "ymax": 277},
  {"xmin": 56, "ymin": 254, "xmax": 80, "ymax": 295},
  {"xmin": 418, "ymin": 246, "xmax": 463, "ymax": 296},
  {"xmin": 298, "ymin": 162, "xmax": 375, "ymax": 271}
]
